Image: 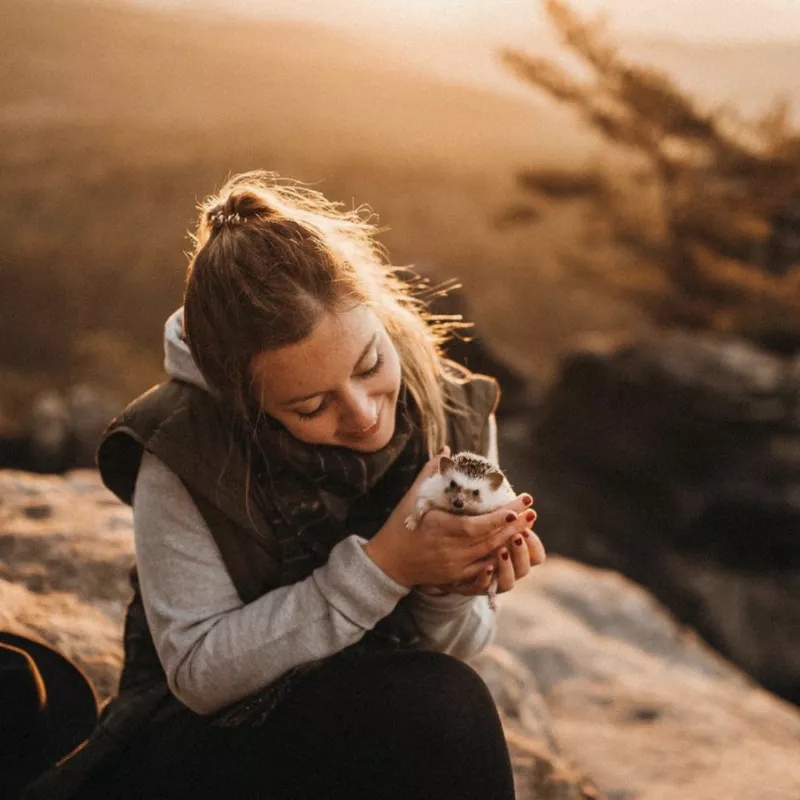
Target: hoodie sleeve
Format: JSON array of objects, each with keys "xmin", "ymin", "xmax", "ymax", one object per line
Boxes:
[
  {"xmin": 403, "ymin": 412, "xmax": 500, "ymax": 661},
  {"xmin": 133, "ymin": 450, "xmax": 411, "ymax": 716}
]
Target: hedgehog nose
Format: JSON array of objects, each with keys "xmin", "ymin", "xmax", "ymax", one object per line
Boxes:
[{"xmin": 452, "ymin": 498, "xmax": 464, "ymax": 510}]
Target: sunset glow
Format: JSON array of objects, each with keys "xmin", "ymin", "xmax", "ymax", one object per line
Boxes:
[{"xmin": 193, "ymin": 0, "xmax": 800, "ymax": 42}]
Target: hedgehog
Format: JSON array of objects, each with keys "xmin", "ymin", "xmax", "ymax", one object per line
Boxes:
[{"xmin": 405, "ymin": 451, "xmax": 517, "ymax": 609}]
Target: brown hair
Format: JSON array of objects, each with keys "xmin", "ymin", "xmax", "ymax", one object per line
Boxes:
[{"xmin": 183, "ymin": 170, "xmax": 469, "ymax": 459}]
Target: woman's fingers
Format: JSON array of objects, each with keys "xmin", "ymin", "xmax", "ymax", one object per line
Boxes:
[
  {"xmin": 417, "ymin": 584, "xmax": 450, "ymax": 596},
  {"xmin": 460, "ymin": 556, "xmax": 499, "ymax": 584},
  {"xmin": 494, "ymin": 546, "xmax": 516, "ymax": 594},
  {"xmin": 454, "ymin": 495, "xmax": 531, "ymax": 538},
  {"xmin": 509, "ymin": 532, "xmax": 531, "ymax": 579},
  {"xmin": 457, "ymin": 561, "xmax": 497, "ymax": 594},
  {"xmin": 524, "ymin": 528, "xmax": 546, "ymax": 565},
  {"xmin": 467, "ymin": 509, "xmax": 537, "ymax": 560},
  {"xmin": 503, "ymin": 494, "xmax": 535, "ymax": 516},
  {"xmin": 424, "ymin": 561, "xmax": 496, "ymax": 596}
]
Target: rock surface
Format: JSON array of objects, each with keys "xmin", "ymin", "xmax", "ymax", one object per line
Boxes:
[
  {"xmin": 1, "ymin": 469, "xmax": 800, "ymax": 799},
  {"xmin": 523, "ymin": 332, "xmax": 800, "ymax": 705}
]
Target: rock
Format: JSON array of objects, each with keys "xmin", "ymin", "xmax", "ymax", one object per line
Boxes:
[
  {"xmin": 0, "ymin": 577, "xmax": 123, "ymax": 701},
  {"xmin": 23, "ymin": 503, "xmax": 53, "ymax": 520},
  {"xmin": 490, "ymin": 558, "xmax": 800, "ymax": 800},
  {"xmin": 764, "ymin": 194, "xmax": 800, "ymax": 277},
  {"xmin": 2, "ymin": 468, "xmax": 800, "ymax": 798},
  {"xmin": 472, "ymin": 646, "xmax": 602, "ymax": 799},
  {"xmin": 0, "ymin": 471, "xmax": 133, "ymax": 603},
  {"xmin": 27, "ymin": 390, "xmax": 71, "ymax": 473},
  {"xmin": 0, "ymin": 408, "xmax": 28, "ymax": 470},
  {"xmin": 1, "ymin": 384, "xmax": 120, "ymax": 473},
  {"xmin": 65, "ymin": 384, "xmax": 121, "ymax": 469},
  {"xmin": 526, "ymin": 332, "xmax": 800, "ymax": 704}
]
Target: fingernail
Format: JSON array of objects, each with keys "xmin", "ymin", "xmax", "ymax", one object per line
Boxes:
[
  {"xmin": 505, "ymin": 512, "xmax": 516, "ymax": 523},
  {"xmin": 514, "ymin": 537, "xmax": 523, "ymax": 546},
  {"xmin": 501, "ymin": 550, "xmax": 509, "ymax": 560},
  {"xmin": 525, "ymin": 510, "xmax": 536, "ymax": 523},
  {"xmin": 522, "ymin": 494, "xmax": 533, "ymax": 506},
  {"xmin": 522, "ymin": 530, "xmax": 530, "ymax": 538},
  {"xmin": 486, "ymin": 565, "xmax": 494, "ymax": 574}
]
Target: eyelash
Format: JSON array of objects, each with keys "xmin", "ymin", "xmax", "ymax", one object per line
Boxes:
[
  {"xmin": 295, "ymin": 351, "xmax": 385, "ymax": 421},
  {"xmin": 361, "ymin": 351, "xmax": 385, "ymax": 377}
]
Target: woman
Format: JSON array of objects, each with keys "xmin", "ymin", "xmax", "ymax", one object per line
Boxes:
[{"xmin": 26, "ymin": 170, "xmax": 543, "ymax": 800}]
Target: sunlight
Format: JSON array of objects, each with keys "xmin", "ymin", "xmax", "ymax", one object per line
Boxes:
[{"xmin": 195, "ymin": 0, "xmax": 800, "ymax": 42}]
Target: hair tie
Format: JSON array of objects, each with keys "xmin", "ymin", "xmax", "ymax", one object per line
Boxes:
[{"xmin": 210, "ymin": 211, "xmax": 244, "ymax": 229}]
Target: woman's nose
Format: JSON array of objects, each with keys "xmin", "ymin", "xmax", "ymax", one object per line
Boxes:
[{"xmin": 341, "ymin": 391, "xmax": 377, "ymax": 431}]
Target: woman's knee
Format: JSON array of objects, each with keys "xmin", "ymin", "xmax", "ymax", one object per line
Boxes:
[{"xmin": 367, "ymin": 650, "xmax": 502, "ymax": 734}]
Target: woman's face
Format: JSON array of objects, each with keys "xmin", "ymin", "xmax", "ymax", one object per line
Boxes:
[{"xmin": 250, "ymin": 305, "xmax": 403, "ymax": 452}]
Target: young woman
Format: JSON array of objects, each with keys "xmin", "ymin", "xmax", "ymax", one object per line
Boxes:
[{"xmin": 25, "ymin": 170, "xmax": 543, "ymax": 800}]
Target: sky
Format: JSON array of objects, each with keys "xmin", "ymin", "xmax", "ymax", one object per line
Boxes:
[{"xmin": 182, "ymin": 0, "xmax": 800, "ymax": 43}]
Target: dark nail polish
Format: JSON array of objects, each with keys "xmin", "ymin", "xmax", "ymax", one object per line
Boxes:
[
  {"xmin": 522, "ymin": 494, "xmax": 533, "ymax": 506},
  {"xmin": 522, "ymin": 530, "xmax": 530, "ymax": 538},
  {"xmin": 505, "ymin": 512, "xmax": 516, "ymax": 523},
  {"xmin": 514, "ymin": 537, "xmax": 523, "ymax": 546},
  {"xmin": 525, "ymin": 510, "xmax": 536, "ymax": 523},
  {"xmin": 501, "ymin": 550, "xmax": 509, "ymax": 560}
]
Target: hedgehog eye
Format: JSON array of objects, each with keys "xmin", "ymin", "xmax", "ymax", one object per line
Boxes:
[
  {"xmin": 449, "ymin": 480, "xmax": 457, "ymax": 490},
  {"xmin": 472, "ymin": 489, "xmax": 480, "ymax": 497}
]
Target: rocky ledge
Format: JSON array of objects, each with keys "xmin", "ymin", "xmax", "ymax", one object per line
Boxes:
[{"xmin": 1, "ymin": 469, "xmax": 799, "ymax": 799}]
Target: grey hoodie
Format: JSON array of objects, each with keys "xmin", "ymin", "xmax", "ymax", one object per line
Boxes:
[{"xmin": 132, "ymin": 308, "xmax": 497, "ymax": 715}]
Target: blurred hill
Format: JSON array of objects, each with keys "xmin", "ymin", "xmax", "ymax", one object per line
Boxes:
[
  {"xmin": 3, "ymin": 0, "xmax": 799, "ymax": 421},
  {"xmin": 3, "ymin": 0, "xmax": 579, "ymax": 160}
]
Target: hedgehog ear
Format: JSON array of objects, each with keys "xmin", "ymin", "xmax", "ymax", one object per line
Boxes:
[
  {"xmin": 487, "ymin": 470, "xmax": 504, "ymax": 491},
  {"xmin": 438, "ymin": 456, "xmax": 454, "ymax": 475}
]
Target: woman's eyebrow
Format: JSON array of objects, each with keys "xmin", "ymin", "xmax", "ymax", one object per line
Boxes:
[{"xmin": 282, "ymin": 332, "xmax": 378, "ymax": 406}]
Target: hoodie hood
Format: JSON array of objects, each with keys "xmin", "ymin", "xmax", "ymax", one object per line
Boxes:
[{"xmin": 164, "ymin": 307, "xmax": 210, "ymax": 392}]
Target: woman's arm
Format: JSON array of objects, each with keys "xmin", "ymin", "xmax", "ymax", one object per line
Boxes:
[
  {"xmin": 404, "ymin": 413, "xmax": 500, "ymax": 660},
  {"xmin": 133, "ymin": 450, "xmax": 412, "ymax": 716},
  {"xmin": 406, "ymin": 590, "xmax": 495, "ymax": 660}
]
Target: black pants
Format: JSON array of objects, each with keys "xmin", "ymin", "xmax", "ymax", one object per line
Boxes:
[{"xmin": 75, "ymin": 649, "xmax": 515, "ymax": 800}]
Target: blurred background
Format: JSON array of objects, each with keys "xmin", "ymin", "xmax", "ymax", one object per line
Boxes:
[{"xmin": 2, "ymin": 0, "xmax": 800, "ymax": 716}]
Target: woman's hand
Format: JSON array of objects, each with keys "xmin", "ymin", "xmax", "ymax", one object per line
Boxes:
[
  {"xmin": 418, "ymin": 514, "xmax": 544, "ymax": 598},
  {"xmin": 363, "ymin": 450, "xmax": 534, "ymax": 589}
]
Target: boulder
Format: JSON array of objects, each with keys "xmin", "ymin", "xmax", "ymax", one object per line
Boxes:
[
  {"xmin": 2, "ymin": 468, "xmax": 799, "ymax": 799},
  {"xmin": 27, "ymin": 390, "xmax": 71, "ymax": 473},
  {"xmin": 0, "ymin": 384, "xmax": 120, "ymax": 474},
  {"xmin": 526, "ymin": 332, "xmax": 800, "ymax": 705}
]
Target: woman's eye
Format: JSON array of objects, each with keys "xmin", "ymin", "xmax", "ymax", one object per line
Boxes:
[
  {"xmin": 472, "ymin": 489, "xmax": 480, "ymax": 497},
  {"xmin": 359, "ymin": 351, "xmax": 385, "ymax": 377},
  {"xmin": 295, "ymin": 402, "xmax": 326, "ymax": 421}
]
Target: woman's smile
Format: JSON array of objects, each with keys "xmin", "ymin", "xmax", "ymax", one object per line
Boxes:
[{"xmin": 339, "ymin": 400, "xmax": 384, "ymax": 441}]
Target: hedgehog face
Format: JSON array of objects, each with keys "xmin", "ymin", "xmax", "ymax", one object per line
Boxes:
[{"xmin": 443, "ymin": 478, "xmax": 483, "ymax": 513}]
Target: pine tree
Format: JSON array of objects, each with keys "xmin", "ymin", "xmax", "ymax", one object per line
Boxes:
[{"xmin": 500, "ymin": 0, "xmax": 800, "ymax": 351}]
